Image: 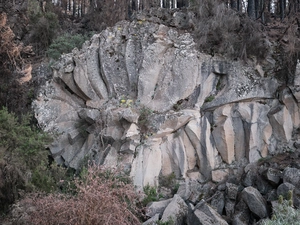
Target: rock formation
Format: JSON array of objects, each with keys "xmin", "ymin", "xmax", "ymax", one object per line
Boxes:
[
  {"xmin": 32, "ymin": 10, "xmax": 300, "ymax": 224},
  {"xmin": 33, "ymin": 14, "xmax": 299, "ymax": 186}
]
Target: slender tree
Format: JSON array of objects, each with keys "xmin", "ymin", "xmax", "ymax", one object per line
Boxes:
[
  {"xmin": 61, "ymin": 0, "xmax": 68, "ymax": 14},
  {"xmin": 72, "ymin": 0, "xmax": 76, "ymax": 17},
  {"xmin": 230, "ymin": 0, "xmax": 237, "ymax": 10},
  {"xmin": 279, "ymin": 0, "xmax": 287, "ymax": 20},
  {"xmin": 248, "ymin": 0, "xmax": 256, "ymax": 19},
  {"xmin": 237, "ymin": 0, "xmax": 242, "ymax": 11}
]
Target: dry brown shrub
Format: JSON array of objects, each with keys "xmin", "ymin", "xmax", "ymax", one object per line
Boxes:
[
  {"xmin": 0, "ymin": 12, "xmax": 33, "ymax": 79},
  {"xmin": 18, "ymin": 64, "xmax": 32, "ymax": 84},
  {"xmin": 85, "ymin": 0, "xmax": 130, "ymax": 31},
  {"xmin": 0, "ymin": 13, "xmax": 23, "ymax": 66},
  {"xmin": 0, "ymin": 12, "xmax": 35, "ymax": 112},
  {"xmin": 19, "ymin": 165, "xmax": 142, "ymax": 225},
  {"xmin": 279, "ymin": 17, "xmax": 300, "ymax": 57},
  {"xmin": 193, "ymin": 0, "xmax": 269, "ymax": 60},
  {"xmin": 193, "ymin": 0, "xmax": 241, "ymax": 57}
]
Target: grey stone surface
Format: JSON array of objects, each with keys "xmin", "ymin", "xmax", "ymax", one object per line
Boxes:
[
  {"xmin": 269, "ymin": 105, "xmax": 293, "ymax": 142},
  {"xmin": 232, "ymin": 211, "xmax": 250, "ymax": 225},
  {"xmin": 32, "ymin": 16, "xmax": 299, "ymax": 203},
  {"xmin": 265, "ymin": 168, "xmax": 282, "ymax": 185},
  {"xmin": 161, "ymin": 194, "xmax": 188, "ymax": 225},
  {"xmin": 225, "ymin": 199, "xmax": 235, "ymax": 218},
  {"xmin": 242, "ymin": 186, "xmax": 268, "ymax": 218},
  {"xmin": 188, "ymin": 208, "xmax": 214, "ymax": 225},
  {"xmin": 210, "ymin": 191, "xmax": 225, "ymax": 215},
  {"xmin": 277, "ymin": 182, "xmax": 295, "ymax": 198},
  {"xmin": 226, "ymin": 183, "xmax": 239, "ymax": 200},
  {"xmin": 145, "ymin": 199, "xmax": 172, "ymax": 218},
  {"xmin": 143, "ymin": 213, "xmax": 160, "ymax": 225},
  {"xmin": 283, "ymin": 167, "xmax": 300, "ymax": 188},
  {"xmin": 193, "ymin": 200, "xmax": 228, "ymax": 225}
]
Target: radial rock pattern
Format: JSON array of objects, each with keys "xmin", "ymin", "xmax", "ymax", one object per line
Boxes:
[{"xmin": 33, "ymin": 19, "xmax": 298, "ymax": 190}]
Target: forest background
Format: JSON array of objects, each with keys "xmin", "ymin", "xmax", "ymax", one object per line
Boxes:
[{"xmin": 0, "ymin": 0, "xmax": 300, "ymax": 224}]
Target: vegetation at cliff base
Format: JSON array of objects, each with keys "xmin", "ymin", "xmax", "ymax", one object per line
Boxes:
[
  {"xmin": 16, "ymin": 166, "xmax": 142, "ymax": 225},
  {"xmin": 0, "ymin": 108, "xmax": 55, "ymax": 212}
]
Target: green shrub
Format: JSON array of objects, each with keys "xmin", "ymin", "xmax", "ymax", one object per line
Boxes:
[
  {"xmin": 29, "ymin": 12, "xmax": 59, "ymax": 50},
  {"xmin": 27, "ymin": 0, "xmax": 43, "ymax": 15},
  {"xmin": 0, "ymin": 108, "xmax": 51, "ymax": 164},
  {"xmin": 204, "ymin": 95, "xmax": 215, "ymax": 103},
  {"xmin": 47, "ymin": 33, "xmax": 91, "ymax": 60},
  {"xmin": 0, "ymin": 108, "xmax": 55, "ymax": 212},
  {"xmin": 260, "ymin": 199, "xmax": 300, "ymax": 225},
  {"xmin": 30, "ymin": 161, "xmax": 70, "ymax": 193},
  {"xmin": 142, "ymin": 185, "xmax": 161, "ymax": 206},
  {"xmin": 138, "ymin": 106, "xmax": 154, "ymax": 134},
  {"xmin": 31, "ymin": 166, "xmax": 55, "ymax": 193},
  {"xmin": 157, "ymin": 218, "xmax": 175, "ymax": 225},
  {"xmin": 159, "ymin": 172, "xmax": 180, "ymax": 195}
]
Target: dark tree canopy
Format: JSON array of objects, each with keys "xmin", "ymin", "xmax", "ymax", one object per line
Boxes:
[{"xmin": 45, "ymin": 0, "xmax": 300, "ymax": 23}]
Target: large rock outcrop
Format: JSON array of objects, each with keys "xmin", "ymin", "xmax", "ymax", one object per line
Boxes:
[{"xmin": 33, "ymin": 15, "xmax": 299, "ymax": 193}]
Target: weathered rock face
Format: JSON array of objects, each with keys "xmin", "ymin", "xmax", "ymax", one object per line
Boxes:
[{"xmin": 33, "ymin": 14, "xmax": 299, "ymax": 194}]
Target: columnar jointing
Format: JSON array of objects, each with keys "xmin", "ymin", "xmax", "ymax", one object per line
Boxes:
[{"xmin": 33, "ymin": 17, "xmax": 299, "ymax": 191}]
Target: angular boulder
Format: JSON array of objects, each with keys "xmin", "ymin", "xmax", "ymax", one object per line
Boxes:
[
  {"xmin": 242, "ymin": 186, "xmax": 268, "ymax": 219},
  {"xmin": 145, "ymin": 199, "xmax": 172, "ymax": 218},
  {"xmin": 161, "ymin": 194, "xmax": 188, "ymax": 225}
]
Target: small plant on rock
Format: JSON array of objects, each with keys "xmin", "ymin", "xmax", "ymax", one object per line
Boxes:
[
  {"xmin": 138, "ymin": 106, "xmax": 154, "ymax": 134},
  {"xmin": 159, "ymin": 172, "xmax": 180, "ymax": 195},
  {"xmin": 157, "ymin": 218, "xmax": 175, "ymax": 225},
  {"xmin": 142, "ymin": 184, "xmax": 162, "ymax": 206},
  {"xmin": 204, "ymin": 95, "xmax": 215, "ymax": 103}
]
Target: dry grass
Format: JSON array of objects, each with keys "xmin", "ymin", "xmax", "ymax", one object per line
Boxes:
[{"xmin": 16, "ymin": 165, "xmax": 142, "ymax": 225}]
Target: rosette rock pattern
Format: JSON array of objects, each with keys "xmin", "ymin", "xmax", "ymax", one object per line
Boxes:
[{"xmin": 33, "ymin": 19, "xmax": 297, "ymax": 190}]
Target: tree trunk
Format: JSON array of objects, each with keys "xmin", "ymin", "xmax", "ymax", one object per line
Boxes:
[
  {"xmin": 248, "ymin": 0, "xmax": 256, "ymax": 19},
  {"xmin": 230, "ymin": 0, "xmax": 237, "ymax": 10},
  {"xmin": 69, "ymin": 0, "xmax": 71, "ymax": 12},
  {"xmin": 267, "ymin": 0, "xmax": 271, "ymax": 12},
  {"xmin": 73, "ymin": 0, "xmax": 76, "ymax": 17},
  {"xmin": 77, "ymin": 0, "xmax": 80, "ymax": 17},
  {"xmin": 260, "ymin": 0, "xmax": 265, "ymax": 23},
  {"xmin": 280, "ymin": 0, "xmax": 285, "ymax": 20},
  {"xmin": 255, "ymin": 0, "xmax": 259, "ymax": 18},
  {"xmin": 82, "ymin": 0, "xmax": 85, "ymax": 15},
  {"xmin": 236, "ymin": 0, "xmax": 242, "ymax": 11},
  {"xmin": 62, "ymin": 0, "xmax": 68, "ymax": 14}
]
